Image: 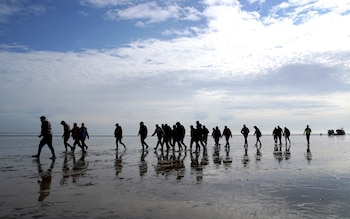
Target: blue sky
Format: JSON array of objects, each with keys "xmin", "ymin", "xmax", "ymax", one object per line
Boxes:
[{"xmin": 1, "ymin": 0, "xmax": 350, "ymax": 135}]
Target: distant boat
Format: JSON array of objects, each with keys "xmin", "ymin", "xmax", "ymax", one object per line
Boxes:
[{"xmin": 328, "ymin": 128, "xmax": 346, "ymax": 136}]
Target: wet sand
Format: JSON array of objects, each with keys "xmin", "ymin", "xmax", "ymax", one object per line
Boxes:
[{"xmin": 1, "ymin": 135, "xmax": 350, "ymax": 218}]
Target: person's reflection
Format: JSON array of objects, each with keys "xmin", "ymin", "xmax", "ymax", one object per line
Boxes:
[
  {"xmin": 242, "ymin": 145, "xmax": 250, "ymax": 166},
  {"xmin": 255, "ymin": 144, "xmax": 262, "ymax": 161},
  {"xmin": 306, "ymin": 144, "xmax": 312, "ymax": 164},
  {"xmin": 223, "ymin": 145, "xmax": 232, "ymax": 164},
  {"xmin": 36, "ymin": 159, "xmax": 55, "ymax": 202},
  {"xmin": 213, "ymin": 145, "xmax": 221, "ymax": 164},
  {"xmin": 284, "ymin": 143, "xmax": 291, "ymax": 160},
  {"xmin": 115, "ymin": 148, "xmax": 126, "ymax": 176},
  {"xmin": 139, "ymin": 150, "xmax": 148, "ymax": 176},
  {"xmin": 60, "ymin": 153, "xmax": 70, "ymax": 185},
  {"xmin": 200, "ymin": 147, "xmax": 209, "ymax": 166},
  {"xmin": 175, "ymin": 150, "xmax": 186, "ymax": 180},
  {"xmin": 273, "ymin": 143, "xmax": 283, "ymax": 162},
  {"xmin": 190, "ymin": 150, "xmax": 203, "ymax": 181},
  {"xmin": 72, "ymin": 153, "xmax": 88, "ymax": 184}
]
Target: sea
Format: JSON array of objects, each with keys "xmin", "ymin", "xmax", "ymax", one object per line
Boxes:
[{"xmin": 0, "ymin": 134, "xmax": 350, "ymax": 219}]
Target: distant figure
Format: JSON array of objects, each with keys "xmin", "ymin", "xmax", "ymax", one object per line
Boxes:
[
  {"xmin": 152, "ymin": 124, "xmax": 164, "ymax": 150},
  {"xmin": 138, "ymin": 121, "xmax": 149, "ymax": 150},
  {"xmin": 70, "ymin": 123, "xmax": 82, "ymax": 153},
  {"xmin": 212, "ymin": 126, "xmax": 221, "ymax": 146},
  {"xmin": 222, "ymin": 126, "xmax": 232, "ymax": 147},
  {"xmin": 61, "ymin": 121, "xmax": 73, "ymax": 152},
  {"xmin": 80, "ymin": 123, "xmax": 89, "ymax": 152},
  {"xmin": 32, "ymin": 116, "xmax": 56, "ymax": 159},
  {"xmin": 253, "ymin": 126, "xmax": 262, "ymax": 147},
  {"xmin": 241, "ymin": 124, "xmax": 250, "ymax": 145},
  {"xmin": 303, "ymin": 125, "xmax": 312, "ymax": 145},
  {"xmin": 114, "ymin": 123, "xmax": 126, "ymax": 150},
  {"xmin": 283, "ymin": 127, "xmax": 291, "ymax": 144}
]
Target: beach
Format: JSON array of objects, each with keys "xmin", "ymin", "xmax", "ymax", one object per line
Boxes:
[{"xmin": 1, "ymin": 134, "xmax": 350, "ymax": 218}]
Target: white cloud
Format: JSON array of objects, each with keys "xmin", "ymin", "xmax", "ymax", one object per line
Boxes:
[{"xmin": 1, "ymin": 0, "xmax": 350, "ymax": 134}]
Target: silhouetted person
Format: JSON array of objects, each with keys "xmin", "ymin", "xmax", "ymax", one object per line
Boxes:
[
  {"xmin": 114, "ymin": 123, "xmax": 126, "ymax": 150},
  {"xmin": 80, "ymin": 123, "xmax": 89, "ymax": 152},
  {"xmin": 196, "ymin": 121, "xmax": 206, "ymax": 148},
  {"xmin": 202, "ymin": 125, "xmax": 209, "ymax": 145},
  {"xmin": 32, "ymin": 116, "xmax": 56, "ymax": 159},
  {"xmin": 275, "ymin": 126, "xmax": 283, "ymax": 145},
  {"xmin": 36, "ymin": 158, "xmax": 54, "ymax": 202},
  {"xmin": 70, "ymin": 123, "xmax": 82, "ymax": 153},
  {"xmin": 212, "ymin": 126, "xmax": 221, "ymax": 146},
  {"xmin": 303, "ymin": 125, "xmax": 312, "ymax": 145},
  {"xmin": 241, "ymin": 124, "xmax": 250, "ymax": 145},
  {"xmin": 253, "ymin": 126, "xmax": 262, "ymax": 147},
  {"xmin": 272, "ymin": 127, "xmax": 278, "ymax": 144},
  {"xmin": 283, "ymin": 127, "xmax": 291, "ymax": 144},
  {"xmin": 138, "ymin": 121, "xmax": 149, "ymax": 150},
  {"xmin": 162, "ymin": 124, "xmax": 173, "ymax": 150},
  {"xmin": 172, "ymin": 124, "xmax": 183, "ymax": 151},
  {"xmin": 176, "ymin": 122, "xmax": 187, "ymax": 149},
  {"xmin": 222, "ymin": 126, "xmax": 232, "ymax": 147},
  {"xmin": 61, "ymin": 121, "xmax": 73, "ymax": 152},
  {"xmin": 152, "ymin": 124, "xmax": 164, "ymax": 150}
]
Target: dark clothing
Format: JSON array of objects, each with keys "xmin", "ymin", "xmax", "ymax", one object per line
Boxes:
[
  {"xmin": 34, "ymin": 119, "xmax": 55, "ymax": 158},
  {"xmin": 114, "ymin": 126, "xmax": 123, "ymax": 140}
]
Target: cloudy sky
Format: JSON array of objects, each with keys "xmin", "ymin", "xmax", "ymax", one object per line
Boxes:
[{"xmin": 0, "ymin": 0, "xmax": 350, "ymax": 135}]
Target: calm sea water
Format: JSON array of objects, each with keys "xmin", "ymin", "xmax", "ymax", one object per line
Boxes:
[{"xmin": 1, "ymin": 134, "xmax": 350, "ymax": 218}]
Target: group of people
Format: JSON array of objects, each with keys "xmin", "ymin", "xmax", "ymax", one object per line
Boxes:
[
  {"xmin": 32, "ymin": 116, "xmax": 89, "ymax": 160},
  {"xmin": 32, "ymin": 116, "xmax": 313, "ymax": 159}
]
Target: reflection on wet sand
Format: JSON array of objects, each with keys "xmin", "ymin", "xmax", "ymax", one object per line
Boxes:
[
  {"xmin": 60, "ymin": 152, "xmax": 88, "ymax": 185},
  {"xmin": 255, "ymin": 145, "xmax": 262, "ymax": 161},
  {"xmin": 242, "ymin": 144, "xmax": 250, "ymax": 166},
  {"xmin": 139, "ymin": 150, "xmax": 148, "ymax": 176},
  {"xmin": 154, "ymin": 148, "xmax": 187, "ymax": 179},
  {"xmin": 115, "ymin": 148, "xmax": 126, "ymax": 176},
  {"xmin": 213, "ymin": 145, "xmax": 221, "ymax": 164},
  {"xmin": 222, "ymin": 146, "xmax": 232, "ymax": 164},
  {"xmin": 273, "ymin": 143, "xmax": 283, "ymax": 162},
  {"xmin": 36, "ymin": 159, "xmax": 54, "ymax": 202},
  {"xmin": 284, "ymin": 143, "xmax": 291, "ymax": 160},
  {"xmin": 306, "ymin": 144, "xmax": 312, "ymax": 164}
]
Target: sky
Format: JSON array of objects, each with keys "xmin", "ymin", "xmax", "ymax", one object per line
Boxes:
[{"xmin": 0, "ymin": 0, "xmax": 350, "ymax": 135}]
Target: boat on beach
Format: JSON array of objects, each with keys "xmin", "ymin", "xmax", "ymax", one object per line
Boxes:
[{"xmin": 328, "ymin": 128, "xmax": 346, "ymax": 136}]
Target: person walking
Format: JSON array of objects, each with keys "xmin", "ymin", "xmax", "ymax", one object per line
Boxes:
[
  {"xmin": 32, "ymin": 116, "xmax": 56, "ymax": 159},
  {"xmin": 222, "ymin": 126, "xmax": 232, "ymax": 147},
  {"xmin": 138, "ymin": 121, "xmax": 149, "ymax": 150},
  {"xmin": 80, "ymin": 123, "xmax": 89, "ymax": 152},
  {"xmin": 283, "ymin": 127, "xmax": 291, "ymax": 144},
  {"xmin": 241, "ymin": 124, "xmax": 250, "ymax": 145},
  {"xmin": 253, "ymin": 126, "xmax": 262, "ymax": 147},
  {"xmin": 70, "ymin": 123, "xmax": 82, "ymax": 153},
  {"xmin": 152, "ymin": 124, "xmax": 164, "ymax": 150},
  {"xmin": 61, "ymin": 121, "xmax": 73, "ymax": 152},
  {"xmin": 114, "ymin": 123, "xmax": 126, "ymax": 150},
  {"xmin": 303, "ymin": 125, "xmax": 312, "ymax": 145}
]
